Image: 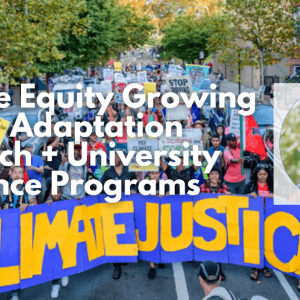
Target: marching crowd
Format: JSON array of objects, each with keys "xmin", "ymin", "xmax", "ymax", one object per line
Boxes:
[{"xmin": 1, "ymin": 62, "xmax": 278, "ymax": 300}]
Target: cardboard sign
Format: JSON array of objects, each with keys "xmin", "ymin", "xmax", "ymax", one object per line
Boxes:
[
  {"xmin": 168, "ymin": 65, "xmax": 177, "ymax": 74},
  {"xmin": 166, "ymin": 76, "xmax": 192, "ymax": 96},
  {"xmin": 114, "ymin": 73, "xmax": 126, "ymax": 83},
  {"xmin": 89, "ymin": 82, "xmax": 112, "ymax": 95},
  {"xmin": 103, "ymin": 69, "xmax": 113, "ymax": 81},
  {"xmin": 127, "ymin": 73, "xmax": 138, "ymax": 83},
  {"xmin": 166, "ymin": 105, "xmax": 190, "ymax": 121},
  {"xmin": 114, "ymin": 62, "xmax": 122, "ymax": 72},
  {"xmin": 229, "ymin": 109, "xmax": 241, "ymax": 137},
  {"xmin": 158, "ymin": 129, "xmax": 203, "ymax": 155},
  {"xmin": 137, "ymin": 71, "xmax": 147, "ymax": 83},
  {"xmin": 128, "ymin": 136, "xmax": 159, "ymax": 171}
]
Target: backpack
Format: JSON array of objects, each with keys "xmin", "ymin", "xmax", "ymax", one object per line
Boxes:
[
  {"xmin": 206, "ymin": 288, "xmax": 235, "ymax": 300},
  {"xmin": 220, "ymin": 73, "xmax": 224, "ymax": 81}
]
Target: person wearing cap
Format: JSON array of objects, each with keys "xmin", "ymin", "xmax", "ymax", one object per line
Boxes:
[
  {"xmin": 23, "ymin": 144, "xmax": 44, "ymax": 203},
  {"xmin": 191, "ymin": 120, "xmax": 210, "ymax": 150},
  {"xmin": 223, "ymin": 133, "xmax": 245, "ymax": 194},
  {"xmin": 198, "ymin": 261, "xmax": 236, "ymax": 300},
  {"xmin": 100, "ymin": 148, "xmax": 138, "ymax": 280}
]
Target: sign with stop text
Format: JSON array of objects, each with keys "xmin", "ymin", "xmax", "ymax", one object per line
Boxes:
[{"xmin": 166, "ymin": 76, "xmax": 193, "ymax": 98}]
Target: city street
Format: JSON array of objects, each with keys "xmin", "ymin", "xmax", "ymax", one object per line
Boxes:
[{"xmin": 0, "ymin": 261, "xmax": 299, "ymax": 300}]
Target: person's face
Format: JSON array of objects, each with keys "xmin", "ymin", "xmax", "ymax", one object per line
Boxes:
[
  {"xmin": 90, "ymin": 133, "xmax": 97, "ymax": 143},
  {"xmin": 125, "ymin": 108, "xmax": 131, "ymax": 116},
  {"xmin": 11, "ymin": 167, "xmax": 25, "ymax": 181},
  {"xmin": 95, "ymin": 99, "xmax": 100, "ymax": 107},
  {"xmin": 51, "ymin": 122, "xmax": 55, "ymax": 132},
  {"xmin": 228, "ymin": 138, "xmax": 237, "ymax": 149},
  {"xmin": 194, "ymin": 124, "xmax": 202, "ymax": 129},
  {"xmin": 217, "ymin": 127, "xmax": 223, "ymax": 136},
  {"xmin": 115, "ymin": 154, "xmax": 122, "ymax": 166},
  {"xmin": 257, "ymin": 169, "xmax": 268, "ymax": 182},
  {"xmin": 74, "ymin": 149, "xmax": 81, "ymax": 161},
  {"xmin": 71, "ymin": 127, "xmax": 75, "ymax": 137},
  {"xmin": 209, "ymin": 171, "xmax": 219, "ymax": 184},
  {"xmin": 51, "ymin": 188, "xmax": 62, "ymax": 201},
  {"xmin": 211, "ymin": 138, "xmax": 221, "ymax": 149},
  {"xmin": 24, "ymin": 146, "xmax": 33, "ymax": 155},
  {"xmin": 149, "ymin": 171, "xmax": 160, "ymax": 182}
]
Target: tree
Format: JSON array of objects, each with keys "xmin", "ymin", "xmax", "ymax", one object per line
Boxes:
[
  {"xmin": 0, "ymin": 0, "xmax": 86, "ymax": 90},
  {"xmin": 208, "ymin": 0, "xmax": 300, "ymax": 99},
  {"xmin": 37, "ymin": 0, "xmax": 154, "ymax": 88},
  {"xmin": 161, "ymin": 15, "xmax": 210, "ymax": 63}
]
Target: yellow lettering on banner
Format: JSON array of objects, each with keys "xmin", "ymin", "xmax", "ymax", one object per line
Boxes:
[
  {"xmin": 136, "ymin": 203, "xmax": 159, "ymax": 252},
  {"xmin": 0, "ymin": 218, "xmax": 20, "ymax": 287},
  {"xmin": 20, "ymin": 211, "xmax": 70, "ymax": 279},
  {"xmin": 220, "ymin": 195, "xmax": 249, "ymax": 245},
  {"xmin": 84, "ymin": 203, "xmax": 105, "ymax": 259},
  {"xmin": 161, "ymin": 202, "xmax": 193, "ymax": 252},
  {"xmin": 194, "ymin": 198, "xmax": 227, "ymax": 251},
  {"xmin": 265, "ymin": 212, "xmax": 300, "ymax": 273},
  {"xmin": 243, "ymin": 210, "xmax": 260, "ymax": 265},
  {"xmin": 100, "ymin": 201, "xmax": 137, "ymax": 256}
]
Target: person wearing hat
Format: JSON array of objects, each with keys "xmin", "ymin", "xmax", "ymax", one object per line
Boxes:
[
  {"xmin": 191, "ymin": 120, "xmax": 210, "ymax": 150},
  {"xmin": 198, "ymin": 261, "xmax": 236, "ymax": 300},
  {"xmin": 223, "ymin": 133, "xmax": 245, "ymax": 194},
  {"xmin": 100, "ymin": 148, "xmax": 138, "ymax": 280}
]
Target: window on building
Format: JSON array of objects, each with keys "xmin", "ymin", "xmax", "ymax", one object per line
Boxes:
[{"xmin": 293, "ymin": 66, "xmax": 300, "ymax": 75}]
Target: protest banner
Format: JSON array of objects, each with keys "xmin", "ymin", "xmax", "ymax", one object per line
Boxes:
[
  {"xmin": 103, "ymin": 69, "xmax": 113, "ymax": 81},
  {"xmin": 1, "ymin": 194, "xmax": 299, "ymax": 292},
  {"xmin": 229, "ymin": 109, "xmax": 241, "ymax": 137},
  {"xmin": 114, "ymin": 62, "xmax": 122, "ymax": 72},
  {"xmin": 166, "ymin": 76, "xmax": 192, "ymax": 96},
  {"xmin": 158, "ymin": 129, "xmax": 203, "ymax": 155},
  {"xmin": 137, "ymin": 71, "xmax": 147, "ymax": 83},
  {"xmin": 166, "ymin": 105, "xmax": 190, "ymax": 121},
  {"xmin": 185, "ymin": 64, "xmax": 210, "ymax": 91},
  {"xmin": 0, "ymin": 118, "xmax": 10, "ymax": 145},
  {"xmin": 127, "ymin": 136, "xmax": 159, "ymax": 171}
]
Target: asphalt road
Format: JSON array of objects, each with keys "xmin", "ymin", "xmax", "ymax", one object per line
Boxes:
[{"xmin": 1, "ymin": 261, "xmax": 299, "ymax": 300}]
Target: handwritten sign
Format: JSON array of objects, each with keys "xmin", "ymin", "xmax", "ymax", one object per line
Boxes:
[
  {"xmin": 137, "ymin": 71, "xmax": 147, "ymax": 83},
  {"xmin": 103, "ymin": 69, "xmax": 113, "ymax": 81},
  {"xmin": 229, "ymin": 109, "xmax": 241, "ymax": 137}
]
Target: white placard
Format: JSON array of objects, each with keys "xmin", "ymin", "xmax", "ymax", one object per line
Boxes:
[
  {"xmin": 138, "ymin": 71, "xmax": 148, "ymax": 83},
  {"xmin": 158, "ymin": 129, "xmax": 203, "ymax": 155},
  {"xmin": 166, "ymin": 105, "xmax": 190, "ymax": 121},
  {"xmin": 229, "ymin": 109, "xmax": 240, "ymax": 136},
  {"xmin": 166, "ymin": 76, "xmax": 193, "ymax": 96},
  {"xmin": 168, "ymin": 65, "xmax": 177, "ymax": 74},
  {"xmin": 103, "ymin": 69, "xmax": 113, "ymax": 81}
]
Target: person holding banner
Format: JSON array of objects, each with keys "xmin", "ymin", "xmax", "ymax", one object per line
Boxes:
[
  {"xmin": 223, "ymin": 133, "xmax": 245, "ymax": 194},
  {"xmin": 243, "ymin": 164, "xmax": 273, "ymax": 281},
  {"xmin": 199, "ymin": 166, "xmax": 230, "ymax": 282}
]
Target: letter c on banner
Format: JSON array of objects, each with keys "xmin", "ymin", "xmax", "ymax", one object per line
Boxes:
[{"xmin": 265, "ymin": 212, "xmax": 300, "ymax": 273}]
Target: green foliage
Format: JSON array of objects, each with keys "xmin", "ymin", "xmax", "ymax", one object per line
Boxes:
[
  {"xmin": 161, "ymin": 15, "xmax": 210, "ymax": 63},
  {"xmin": 0, "ymin": 0, "xmax": 87, "ymax": 83},
  {"xmin": 281, "ymin": 104, "xmax": 300, "ymax": 185},
  {"xmin": 37, "ymin": 0, "xmax": 154, "ymax": 73},
  {"xmin": 208, "ymin": 0, "xmax": 300, "ymax": 84}
]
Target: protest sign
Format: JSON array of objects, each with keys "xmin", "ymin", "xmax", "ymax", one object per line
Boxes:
[
  {"xmin": 116, "ymin": 82, "xmax": 127, "ymax": 93},
  {"xmin": 185, "ymin": 64, "xmax": 210, "ymax": 91},
  {"xmin": 144, "ymin": 82, "xmax": 156, "ymax": 97},
  {"xmin": 0, "ymin": 118, "xmax": 10, "ymax": 146},
  {"xmin": 115, "ymin": 93, "xmax": 124, "ymax": 104},
  {"xmin": 229, "ymin": 109, "xmax": 241, "ymax": 137},
  {"xmin": 137, "ymin": 71, "xmax": 147, "ymax": 83},
  {"xmin": 89, "ymin": 82, "xmax": 112, "ymax": 95},
  {"xmin": 103, "ymin": 69, "xmax": 113, "ymax": 81},
  {"xmin": 114, "ymin": 62, "xmax": 122, "ymax": 71},
  {"xmin": 114, "ymin": 73, "xmax": 126, "ymax": 83},
  {"xmin": 166, "ymin": 76, "xmax": 192, "ymax": 96},
  {"xmin": 2, "ymin": 194, "xmax": 299, "ymax": 293},
  {"xmin": 127, "ymin": 73, "xmax": 138, "ymax": 83},
  {"xmin": 158, "ymin": 129, "xmax": 203, "ymax": 155},
  {"xmin": 127, "ymin": 136, "xmax": 159, "ymax": 171},
  {"xmin": 166, "ymin": 105, "xmax": 190, "ymax": 121},
  {"xmin": 168, "ymin": 65, "xmax": 177, "ymax": 74}
]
